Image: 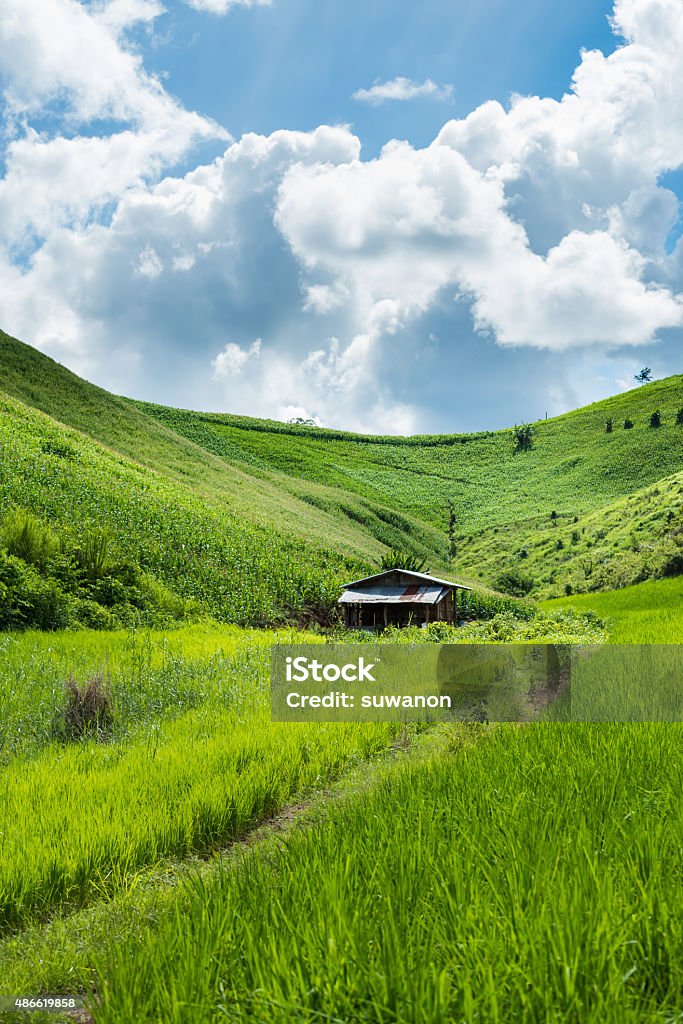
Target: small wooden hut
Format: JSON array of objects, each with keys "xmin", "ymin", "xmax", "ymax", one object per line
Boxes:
[{"xmin": 338, "ymin": 569, "xmax": 471, "ymax": 631}]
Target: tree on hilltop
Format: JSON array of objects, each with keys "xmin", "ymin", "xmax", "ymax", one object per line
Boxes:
[{"xmin": 634, "ymin": 367, "xmax": 653, "ymax": 385}]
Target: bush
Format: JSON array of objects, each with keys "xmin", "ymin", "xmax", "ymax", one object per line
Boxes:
[
  {"xmin": 58, "ymin": 672, "xmax": 113, "ymax": 741},
  {"xmin": 0, "ymin": 552, "xmax": 74, "ymax": 631},
  {"xmin": 1, "ymin": 509, "xmax": 59, "ymax": 568},
  {"xmin": 138, "ymin": 573, "xmax": 198, "ymax": 621},
  {"xmin": 40, "ymin": 437, "xmax": 78, "ymax": 460},
  {"xmin": 73, "ymin": 528, "xmax": 113, "ymax": 582},
  {"xmin": 513, "ymin": 424, "xmax": 534, "ymax": 452},
  {"xmin": 650, "ymin": 410, "xmax": 662, "ymax": 428},
  {"xmin": 676, "ymin": 407, "xmax": 683, "ymax": 426},
  {"xmin": 623, "ymin": 418, "xmax": 634, "ymax": 430},
  {"xmin": 604, "ymin": 417, "xmax": 614, "ymax": 433},
  {"xmin": 378, "ymin": 549, "xmax": 427, "ymax": 572},
  {"xmin": 0, "ymin": 510, "xmax": 194, "ymax": 632},
  {"xmin": 74, "ymin": 599, "xmax": 118, "ymax": 630},
  {"xmin": 495, "ymin": 569, "xmax": 535, "ymax": 597}
]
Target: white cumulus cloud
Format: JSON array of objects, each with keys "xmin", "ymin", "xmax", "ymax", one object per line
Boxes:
[
  {"xmin": 184, "ymin": 0, "xmax": 272, "ymax": 13},
  {"xmin": 1, "ymin": 0, "xmax": 683, "ymax": 432},
  {"xmin": 212, "ymin": 339, "xmax": 262, "ymax": 378},
  {"xmin": 353, "ymin": 77, "xmax": 453, "ymax": 105}
]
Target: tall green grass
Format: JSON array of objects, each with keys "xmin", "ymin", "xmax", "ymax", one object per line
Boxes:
[
  {"xmin": 94, "ymin": 723, "xmax": 683, "ymax": 1024},
  {"xmin": 543, "ymin": 574, "xmax": 683, "ymax": 643},
  {"xmin": 0, "ymin": 694, "xmax": 393, "ymax": 930},
  {"xmin": 0, "ymin": 625, "xmax": 290, "ymax": 760}
]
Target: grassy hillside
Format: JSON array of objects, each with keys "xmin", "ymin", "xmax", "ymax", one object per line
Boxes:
[
  {"xmin": 0, "ymin": 331, "xmax": 443, "ymax": 566},
  {"xmin": 137, "ymin": 375, "xmax": 683, "ymax": 597},
  {"xmin": 0, "ymin": 391, "xmax": 364, "ymax": 625},
  {"xmin": 2, "ymin": 327, "xmax": 682, "ymax": 608},
  {"xmin": 457, "ymin": 469, "xmax": 683, "ymax": 598},
  {"xmin": 138, "ymin": 373, "xmax": 683, "ymax": 537}
]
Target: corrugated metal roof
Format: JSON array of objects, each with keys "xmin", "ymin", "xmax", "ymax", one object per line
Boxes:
[
  {"xmin": 338, "ymin": 585, "xmax": 449, "ymax": 605},
  {"xmin": 340, "ymin": 568, "xmax": 471, "ymax": 591}
]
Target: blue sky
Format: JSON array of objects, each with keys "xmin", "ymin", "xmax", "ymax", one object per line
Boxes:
[
  {"xmin": 146, "ymin": 0, "xmax": 616, "ymax": 157},
  {"xmin": 0, "ymin": 0, "xmax": 682, "ymax": 433}
]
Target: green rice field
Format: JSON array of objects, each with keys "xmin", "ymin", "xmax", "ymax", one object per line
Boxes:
[{"xmin": 93, "ymin": 723, "xmax": 682, "ymax": 1024}]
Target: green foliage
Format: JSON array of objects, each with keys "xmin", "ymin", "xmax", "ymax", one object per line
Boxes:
[
  {"xmin": 0, "ymin": 509, "xmax": 195, "ymax": 632},
  {"xmin": 92, "ymin": 724, "xmax": 682, "ymax": 1024},
  {"xmin": 676, "ymin": 407, "xmax": 683, "ymax": 425},
  {"xmin": 512, "ymin": 422, "xmax": 534, "ymax": 451},
  {"xmin": 377, "ymin": 549, "xmax": 427, "ymax": 572},
  {"xmin": 0, "ymin": 626, "xmax": 393, "ymax": 929},
  {"xmin": 604, "ymin": 416, "xmax": 613, "ymax": 433},
  {"xmin": 1, "ymin": 509, "xmax": 58, "ymax": 567},
  {"xmin": 0, "ymin": 552, "xmax": 72, "ymax": 631},
  {"xmin": 73, "ymin": 528, "xmax": 112, "ymax": 581},
  {"xmin": 634, "ymin": 366, "xmax": 653, "ymax": 384},
  {"xmin": 623, "ymin": 417, "xmax": 634, "ymax": 429},
  {"xmin": 649, "ymin": 409, "xmax": 662, "ymax": 428},
  {"xmin": 495, "ymin": 568, "xmax": 535, "ymax": 597},
  {"xmin": 40, "ymin": 437, "xmax": 77, "ymax": 460}
]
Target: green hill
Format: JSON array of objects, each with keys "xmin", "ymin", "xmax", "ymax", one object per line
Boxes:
[
  {"xmin": 136, "ymin": 373, "xmax": 683, "ymax": 598},
  {"xmin": 1, "ymin": 327, "xmax": 682, "ymax": 614},
  {"xmin": 137, "ymin": 373, "xmax": 683, "ymax": 536},
  {"xmin": 0, "ymin": 331, "xmax": 443, "ymax": 566}
]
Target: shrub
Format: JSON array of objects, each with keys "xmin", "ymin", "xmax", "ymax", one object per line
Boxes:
[
  {"xmin": 23, "ymin": 576, "xmax": 73, "ymax": 631},
  {"xmin": 513, "ymin": 424, "xmax": 534, "ymax": 452},
  {"xmin": 40, "ymin": 437, "xmax": 77, "ymax": 460},
  {"xmin": 378, "ymin": 549, "xmax": 427, "ymax": 572},
  {"xmin": 676, "ymin": 407, "xmax": 683, "ymax": 426},
  {"xmin": 1, "ymin": 509, "xmax": 59, "ymax": 568},
  {"xmin": 59, "ymin": 672, "xmax": 113, "ymax": 741},
  {"xmin": 495, "ymin": 569, "xmax": 535, "ymax": 597},
  {"xmin": 571, "ymin": 531, "xmax": 580, "ymax": 544},
  {"xmin": 663, "ymin": 554, "xmax": 683, "ymax": 577},
  {"xmin": 649, "ymin": 410, "xmax": 662, "ymax": 428},
  {"xmin": 73, "ymin": 528, "xmax": 113, "ymax": 582},
  {"xmin": 604, "ymin": 417, "xmax": 614, "ymax": 433},
  {"xmin": 138, "ymin": 573, "xmax": 198, "ymax": 621},
  {"xmin": 556, "ymin": 539, "xmax": 564, "ymax": 550},
  {"xmin": 90, "ymin": 576, "xmax": 129, "ymax": 608},
  {"xmin": 0, "ymin": 552, "xmax": 74, "ymax": 631},
  {"xmin": 623, "ymin": 418, "xmax": 634, "ymax": 430},
  {"xmin": 74, "ymin": 599, "xmax": 118, "ymax": 630}
]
